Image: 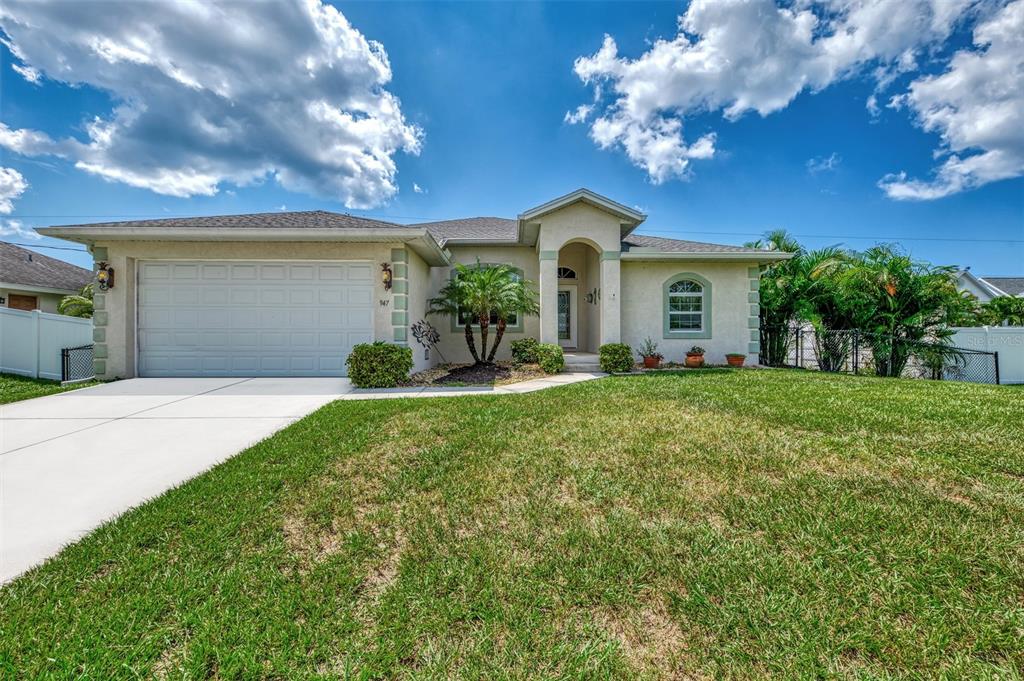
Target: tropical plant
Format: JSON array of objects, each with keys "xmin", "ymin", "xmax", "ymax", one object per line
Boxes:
[
  {"xmin": 428, "ymin": 262, "xmax": 539, "ymax": 365},
  {"xmin": 58, "ymin": 283, "xmax": 94, "ymax": 318},
  {"xmin": 975, "ymin": 296, "xmax": 1024, "ymax": 326},
  {"xmin": 636, "ymin": 337, "xmax": 662, "ymax": 360},
  {"xmin": 839, "ymin": 245, "xmax": 970, "ymax": 377}
]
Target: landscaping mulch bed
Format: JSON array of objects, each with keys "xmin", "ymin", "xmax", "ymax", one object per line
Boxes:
[{"xmin": 403, "ymin": 362, "xmax": 546, "ymax": 386}]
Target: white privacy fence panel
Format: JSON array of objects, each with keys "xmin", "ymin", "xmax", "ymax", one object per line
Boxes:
[
  {"xmin": 951, "ymin": 327, "xmax": 1024, "ymax": 384},
  {"xmin": 0, "ymin": 308, "xmax": 94, "ymax": 380}
]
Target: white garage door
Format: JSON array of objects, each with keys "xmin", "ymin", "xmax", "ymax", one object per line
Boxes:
[{"xmin": 137, "ymin": 261, "xmax": 375, "ymax": 377}]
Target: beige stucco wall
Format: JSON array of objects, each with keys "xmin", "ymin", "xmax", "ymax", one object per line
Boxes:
[
  {"xmin": 621, "ymin": 261, "xmax": 759, "ymax": 364},
  {"xmin": 1, "ymin": 288, "xmax": 65, "ymax": 314},
  {"xmin": 404, "ymin": 248, "xmax": 434, "ymax": 372},
  {"xmin": 427, "ymin": 244, "xmax": 540, "ymax": 364},
  {"xmin": 91, "ymin": 240, "xmax": 406, "ymax": 379},
  {"xmin": 536, "ymin": 202, "xmax": 623, "ymax": 345}
]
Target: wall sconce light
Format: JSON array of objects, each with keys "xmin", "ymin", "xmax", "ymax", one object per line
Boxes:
[
  {"xmin": 584, "ymin": 292, "xmax": 595, "ymax": 304},
  {"xmin": 96, "ymin": 262, "xmax": 115, "ymax": 290},
  {"xmin": 381, "ymin": 262, "xmax": 393, "ymax": 291}
]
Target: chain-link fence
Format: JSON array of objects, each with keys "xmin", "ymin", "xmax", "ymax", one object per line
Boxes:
[
  {"xmin": 760, "ymin": 326, "xmax": 1000, "ymax": 385},
  {"xmin": 61, "ymin": 344, "xmax": 95, "ymax": 384}
]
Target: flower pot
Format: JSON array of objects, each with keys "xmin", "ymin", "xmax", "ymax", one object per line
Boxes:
[
  {"xmin": 643, "ymin": 356, "xmax": 661, "ymax": 369},
  {"xmin": 685, "ymin": 353, "xmax": 704, "ymax": 368},
  {"xmin": 726, "ymin": 354, "xmax": 746, "ymax": 367}
]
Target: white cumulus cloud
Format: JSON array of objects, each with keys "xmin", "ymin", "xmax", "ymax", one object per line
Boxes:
[
  {"xmin": 571, "ymin": 0, "xmax": 975, "ymax": 186},
  {"xmin": 412, "ymin": 182, "xmax": 426, "ymax": 194},
  {"xmin": 0, "ymin": 0, "xmax": 422, "ymax": 208},
  {"xmin": 0, "ymin": 166, "xmax": 38, "ymax": 239},
  {"xmin": 0, "ymin": 166, "xmax": 28, "ymax": 214},
  {"xmin": 879, "ymin": 0, "xmax": 1024, "ymax": 200}
]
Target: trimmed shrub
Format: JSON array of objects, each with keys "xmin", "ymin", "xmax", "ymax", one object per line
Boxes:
[
  {"xmin": 510, "ymin": 338, "xmax": 540, "ymax": 364},
  {"xmin": 535, "ymin": 343, "xmax": 564, "ymax": 374},
  {"xmin": 599, "ymin": 343, "xmax": 634, "ymax": 373},
  {"xmin": 346, "ymin": 342, "xmax": 413, "ymax": 388}
]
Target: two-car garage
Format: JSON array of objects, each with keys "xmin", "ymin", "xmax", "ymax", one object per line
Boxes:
[{"xmin": 136, "ymin": 260, "xmax": 375, "ymax": 377}]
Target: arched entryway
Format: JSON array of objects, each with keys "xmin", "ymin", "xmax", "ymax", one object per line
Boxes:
[{"xmin": 555, "ymin": 240, "xmax": 602, "ymax": 351}]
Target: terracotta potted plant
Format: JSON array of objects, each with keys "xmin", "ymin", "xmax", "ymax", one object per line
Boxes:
[
  {"xmin": 726, "ymin": 352, "xmax": 746, "ymax": 367},
  {"xmin": 685, "ymin": 345, "xmax": 705, "ymax": 368},
  {"xmin": 637, "ymin": 337, "xmax": 663, "ymax": 369}
]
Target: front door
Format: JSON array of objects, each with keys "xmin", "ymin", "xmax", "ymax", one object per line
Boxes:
[{"xmin": 557, "ymin": 285, "xmax": 577, "ymax": 348}]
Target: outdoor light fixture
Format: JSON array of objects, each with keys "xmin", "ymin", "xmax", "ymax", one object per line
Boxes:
[
  {"xmin": 381, "ymin": 263, "xmax": 393, "ymax": 291},
  {"xmin": 96, "ymin": 262, "xmax": 115, "ymax": 290}
]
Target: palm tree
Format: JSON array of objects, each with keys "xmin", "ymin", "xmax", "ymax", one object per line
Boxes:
[
  {"xmin": 486, "ymin": 278, "xmax": 539, "ymax": 362},
  {"xmin": 428, "ymin": 262, "xmax": 539, "ymax": 364},
  {"xmin": 839, "ymin": 245, "xmax": 967, "ymax": 376},
  {"xmin": 58, "ymin": 283, "xmax": 94, "ymax": 318},
  {"xmin": 745, "ymin": 230, "xmax": 807, "ymax": 366}
]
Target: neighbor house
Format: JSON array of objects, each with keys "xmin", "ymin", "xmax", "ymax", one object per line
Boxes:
[
  {"xmin": 38, "ymin": 189, "xmax": 788, "ymax": 379},
  {"xmin": 956, "ymin": 270, "xmax": 1024, "ymax": 303},
  {"xmin": 0, "ymin": 241, "xmax": 93, "ymax": 313}
]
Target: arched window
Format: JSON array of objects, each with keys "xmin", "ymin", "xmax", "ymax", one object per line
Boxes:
[
  {"xmin": 557, "ymin": 266, "xmax": 577, "ymax": 280},
  {"xmin": 663, "ymin": 273, "xmax": 711, "ymax": 338}
]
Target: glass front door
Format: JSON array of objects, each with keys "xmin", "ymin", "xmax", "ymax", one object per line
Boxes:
[{"xmin": 557, "ymin": 288, "xmax": 574, "ymax": 347}]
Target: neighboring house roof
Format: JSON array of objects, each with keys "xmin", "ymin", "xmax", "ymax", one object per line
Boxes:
[
  {"xmin": 0, "ymin": 241, "xmax": 93, "ymax": 293},
  {"xmin": 981, "ymin": 277, "xmax": 1024, "ymax": 297}
]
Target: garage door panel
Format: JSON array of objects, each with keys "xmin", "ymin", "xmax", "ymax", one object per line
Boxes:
[{"xmin": 139, "ymin": 260, "xmax": 374, "ymax": 377}]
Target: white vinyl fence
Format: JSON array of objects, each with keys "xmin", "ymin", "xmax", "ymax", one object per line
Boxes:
[
  {"xmin": 0, "ymin": 308, "xmax": 94, "ymax": 380},
  {"xmin": 951, "ymin": 326, "xmax": 1024, "ymax": 385}
]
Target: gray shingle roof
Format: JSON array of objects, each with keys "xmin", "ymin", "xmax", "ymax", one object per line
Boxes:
[
  {"xmin": 412, "ymin": 217, "xmax": 518, "ymax": 245},
  {"xmin": 982, "ymin": 277, "xmax": 1024, "ymax": 296},
  {"xmin": 48, "ymin": 210, "xmax": 405, "ymax": 232},
  {"xmin": 622, "ymin": 233, "xmax": 775, "ymax": 254},
  {"xmin": 0, "ymin": 241, "xmax": 93, "ymax": 291}
]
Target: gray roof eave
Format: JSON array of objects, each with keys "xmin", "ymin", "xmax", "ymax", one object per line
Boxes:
[
  {"xmin": 36, "ymin": 226, "xmax": 451, "ymax": 266},
  {"xmin": 620, "ymin": 251, "xmax": 792, "ymax": 263}
]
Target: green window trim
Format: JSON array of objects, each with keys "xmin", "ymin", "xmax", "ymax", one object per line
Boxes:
[
  {"xmin": 448, "ymin": 263, "xmax": 526, "ymax": 334},
  {"xmin": 662, "ymin": 272, "xmax": 712, "ymax": 340}
]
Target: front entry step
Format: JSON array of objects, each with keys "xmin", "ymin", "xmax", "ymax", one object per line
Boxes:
[
  {"xmin": 563, "ymin": 363, "xmax": 602, "ymax": 373},
  {"xmin": 562, "ymin": 351, "xmax": 602, "ymax": 373}
]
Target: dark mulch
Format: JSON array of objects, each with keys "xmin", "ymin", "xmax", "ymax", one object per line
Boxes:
[{"xmin": 403, "ymin": 362, "xmax": 546, "ymax": 387}]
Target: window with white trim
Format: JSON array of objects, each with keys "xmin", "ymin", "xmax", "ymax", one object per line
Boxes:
[
  {"xmin": 557, "ymin": 266, "xmax": 577, "ymax": 280},
  {"xmin": 667, "ymin": 279, "xmax": 704, "ymax": 331}
]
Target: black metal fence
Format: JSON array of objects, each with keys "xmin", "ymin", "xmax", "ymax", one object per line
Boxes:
[
  {"xmin": 61, "ymin": 344, "xmax": 95, "ymax": 383},
  {"xmin": 760, "ymin": 326, "xmax": 1000, "ymax": 385}
]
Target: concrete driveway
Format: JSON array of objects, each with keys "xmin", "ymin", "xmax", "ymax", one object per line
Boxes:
[{"xmin": 0, "ymin": 377, "xmax": 353, "ymax": 582}]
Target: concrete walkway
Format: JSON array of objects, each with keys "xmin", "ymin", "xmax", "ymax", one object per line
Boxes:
[{"xmin": 0, "ymin": 372, "xmax": 603, "ymax": 582}]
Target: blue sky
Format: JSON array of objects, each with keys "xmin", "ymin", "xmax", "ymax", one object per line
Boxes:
[{"xmin": 1, "ymin": 0, "xmax": 1021, "ymax": 275}]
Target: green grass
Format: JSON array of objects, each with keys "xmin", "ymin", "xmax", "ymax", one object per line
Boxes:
[
  {"xmin": 1, "ymin": 370, "xmax": 1022, "ymax": 678},
  {"xmin": 0, "ymin": 372, "xmax": 98, "ymax": 404}
]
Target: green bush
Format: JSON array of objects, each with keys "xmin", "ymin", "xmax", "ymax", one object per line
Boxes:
[
  {"xmin": 535, "ymin": 343, "xmax": 564, "ymax": 374},
  {"xmin": 599, "ymin": 343, "xmax": 634, "ymax": 373},
  {"xmin": 346, "ymin": 342, "xmax": 413, "ymax": 388},
  {"xmin": 510, "ymin": 338, "xmax": 540, "ymax": 364}
]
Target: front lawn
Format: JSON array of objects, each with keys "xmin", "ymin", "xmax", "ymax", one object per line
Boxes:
[
  {"xmin": 0, "ymin": 373, "xmax": 97, "ymax": 405},
  {"xmin": 2, "ymin": 370, "xmax": 1022, "ymax": 677}
]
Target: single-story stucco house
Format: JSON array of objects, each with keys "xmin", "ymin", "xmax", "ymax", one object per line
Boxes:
[
  {"xmin": 0, "ymin": 241, "xmax": 93, "ymax": 313},
  {"xmin": 38, "ymin": 189, "xmax": 789, "ymax": 380}
]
